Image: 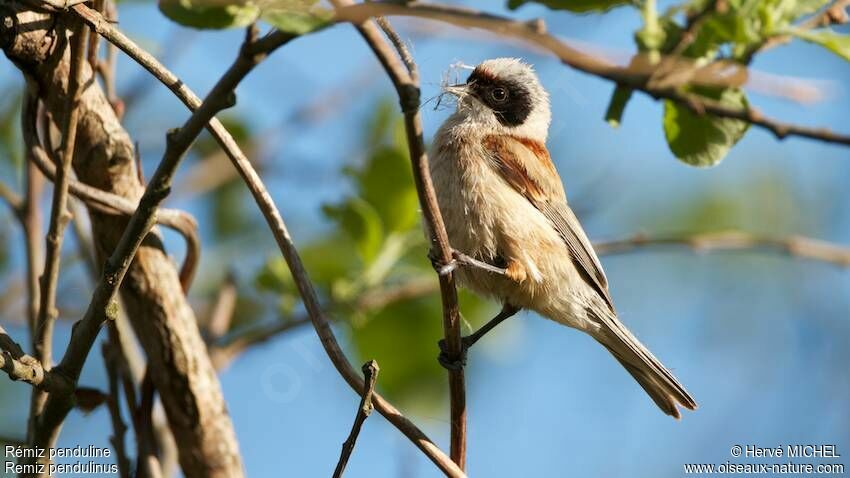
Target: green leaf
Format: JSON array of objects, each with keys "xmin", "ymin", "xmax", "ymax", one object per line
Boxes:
[
  {"xmin": 323, "ymin": 197, "xmax": 385, "ymax": 263},
  {"xmin": 159, "ymin": 0, "xmax": 259, "ymax": 29},
  {"xmin": 0, "ymin": 227, "xmax": 8, "ymax": 274},
  {"xmin": 348, "ymin": 288, "xmax": 493, "ymax": 408},
  {"xmin": 354, "ymin": 147, "xmax": 419, "ymax": 234},
  {"xmin": 0, "ymin": 92, "xmax": 23, "ymax": 175},
  {"xmin": 255, "ymin": 236, "xmax": 358, "ymax": 295},
  {"xmin": 507, "ymin": 0, "xmax": 630, "ymax": 13},
  {"xmin": 211, "ymin": 180, "xmax": 251, "ymax": 239},
  {"xmin": 789, "ymin": 28, "xmax": 850, "ymax": 62},
  {"xmin": 194, "ymin": 115, "xmax": 251, "ymax": 157},
  {"xmin": 261, "ymin": 1, "xmax": 332, "ymax": 35},
  {"xmin": 663, "ymin": 88, "xmax": 750, "ymax": 167}
]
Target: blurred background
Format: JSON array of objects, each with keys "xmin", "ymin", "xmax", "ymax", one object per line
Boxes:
[{"xmin": 1, "ymin": 0, "xmax": 849, "ymax": 476}]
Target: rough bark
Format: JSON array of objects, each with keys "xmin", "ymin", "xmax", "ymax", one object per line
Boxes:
[{"xmin": 1, "ymin": 5, "xmax": 244, "ymax": 477}]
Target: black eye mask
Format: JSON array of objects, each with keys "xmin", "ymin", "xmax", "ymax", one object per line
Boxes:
[{"xmin": 467, "ymin": 69, "xmax": 533, "ymax": 127}]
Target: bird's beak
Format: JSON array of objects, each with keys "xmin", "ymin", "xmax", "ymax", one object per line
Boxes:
[{"xmin": 442, "ymin": 83, "xmax": 469, "ymax": 97}]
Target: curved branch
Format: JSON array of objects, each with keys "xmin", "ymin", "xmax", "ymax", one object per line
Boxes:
[
  {"xmin": 71, "ymin": 5, "xmax": 464, "ymax": 477},
  {"xmin": 334, "ymin": 2, "xmax": 850, "ymax": 147},
  {"xmin": 22, "ymin": 113, "xmax": 201, "ymax": 291}
]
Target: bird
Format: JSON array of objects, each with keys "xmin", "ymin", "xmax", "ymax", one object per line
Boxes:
[{"xmin": 428, "ymin": 58, "xmax": 697, "ymax": 418}]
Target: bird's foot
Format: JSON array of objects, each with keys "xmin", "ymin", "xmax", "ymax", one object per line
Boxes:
[
  {"xmin": 429, "ymin": 247, "xmax": 508, "ymax": 277},
  {"xmin": 428, "ymin": 247, "xmax": 458, "ymax": 276},
  {"xmin": 437, "ymin": 336, "xmax": 473, "ymax": 371}
]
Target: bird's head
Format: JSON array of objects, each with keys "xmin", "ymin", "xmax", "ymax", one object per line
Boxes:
[{"xmin": 442, "ymin": 58, "xmax": 551, "ymax": 141}]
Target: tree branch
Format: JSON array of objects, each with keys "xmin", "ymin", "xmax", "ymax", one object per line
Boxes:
[
  {"xmin": 0, "ymin": 181, "xmax": 23, "ymax": 215},
  {"xmin": 32, "ymin": 13, "xmax": 86, "ymax": 389},
  {"xmin": 593, "ymin": 230, "xmax": 850, "ymax": 266},
  {"xmin": 0, "ymin": 325, "xmax": 71, "ymax": 394},
  {"xmin": 71, "ymin": 6, "xmax": 465, "ymax": 476},
  {"xmin": 333, "ymin": 360, "xmax": 379, "ymax": 478},
  {"xmin": 102, "ymin": 341, "xmax": 132, "ymax": 478},
  {"xmin": 11, "ymin": 18, "xmax": 278, "ymax": 478},
  {"xmin": 334, "ymin": 2, "xmax": 850, "ymax": 147},
  {"xmin": 330, "ymin": 0, "xmax": 469, "ymax": 468},
  {"xmin": 34, "ymin": 20, "xmax": 283, "ymax": 456},
  {"xmin": 22, "ymin": 111, "xmax": 201, "ymax": 291},
  {"xmin": 3, "ymin": 6, "xmax": 243, "ymax": 475}
]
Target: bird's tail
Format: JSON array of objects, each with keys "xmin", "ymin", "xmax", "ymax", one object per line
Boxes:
[{"xmin": 590, "ymin": 310, "xmax": 697, "ymax": 419}]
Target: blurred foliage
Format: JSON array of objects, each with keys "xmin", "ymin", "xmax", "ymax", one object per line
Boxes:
[
  {"xmin": 193, "ymin": 115, "xmax": 257, "ymax": 239},
  {"xmin": 790, "ymin": 26, "xmax": 850, "ymax": 60},
  {"xmin": 508, "ymin": 0, "xmax": 631, "ymax": 13},
  {"xmin": 194, "ymin": 115, "xmax": 252, "ymax": 157},
  {"xmin": 0, "ymin": 225, "xmax": 8, "ymax": 275},
  {"xmin": 0, "ymin": 91, "xmax": 23, "ymax": 177},
  {"xmin": 512, "ymin": 0, "xmax": 848, "ymax": 166},
  {"xmin": 253, "ymin": 100, "xmax": 491, "ymax": 408},
  {"xmin": 643, "ymin": 170, "xmax": 804, "ymax": 234},
  {"xmin": 159, "ymin": 0, "xmax": 331, "ymax": 33}
]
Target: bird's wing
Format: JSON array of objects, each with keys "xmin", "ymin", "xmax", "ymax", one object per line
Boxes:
[{"xmin": 482, "ymin": 134, "xmax": 614, "ymax": 311}]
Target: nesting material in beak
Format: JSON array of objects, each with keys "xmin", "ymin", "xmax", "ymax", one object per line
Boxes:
[
  {"xmin": 442, "ymin": 84, "xmax": 468, "ymax": 97},
  {"xmin": 434, "ymin": 83, "xmax": 470, "ymax": 111}
]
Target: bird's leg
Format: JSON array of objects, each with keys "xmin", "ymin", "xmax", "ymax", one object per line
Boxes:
[{"xmin": 438, "ymin": 303, "xmax": 521, "ymax": 370}]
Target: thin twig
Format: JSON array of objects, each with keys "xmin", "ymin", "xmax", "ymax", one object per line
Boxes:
[
  {"xmin": 745, "ymin": 0, "xmax": 850, "ymax": 61},
  {"xmin": 72, "ymin": 6, "xmax": 465, "ymax": 476},
  {"xmin": 593, "ymin": 230, "xmax": 850, "ymax": 266},
  {"xmin": 34, "ymin": 15, "xmax": 87, "ymax": 369},
  {"xmin": 205, "ymin": 271, "xmax": 238, "ymax": 341},
  {"xmin": 22, "ymin": 143, "xmax": 45, "ymax": 445},
  {"xmin": 0, "ymin": 181, "xmax": 23, "ymax": 214},
  {"xmin": 0, "ymin": 325, "xmax": 70, "ymax": 393},
  {"xmin": 333, "ymin": 360, "xmax": 380, "ymax": 478},
  {"xmin": 30, "ymin": 17, "xmax": 88, "ymax": 433},
  {"xmin": 334, "ymin": 2, "xmax": 850, "ymax": 147},
  {"xmin": 135, "ymin": 369, "xmax": 163, "ymax": 478},
  {"xmin": 102, "ymin": 342, "xmax": 132, "ymax": 478}
]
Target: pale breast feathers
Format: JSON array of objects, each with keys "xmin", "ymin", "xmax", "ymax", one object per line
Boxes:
[{"xmin": 481, "ymin": 135, "xmax": 615, "ymax": 311}]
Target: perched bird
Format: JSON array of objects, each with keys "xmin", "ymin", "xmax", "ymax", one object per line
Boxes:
[{"xmin": 429, "ymin": 58, "xmax": 697, "ymax": 418}]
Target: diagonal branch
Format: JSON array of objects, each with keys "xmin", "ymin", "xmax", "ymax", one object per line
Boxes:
[
  {"xmin": 334, "ymin": 2, "xmax": 850, "ymax": 147},
  {"xmin": 72, "ymin": 5, "xmax": 465, "ymax": 477}
]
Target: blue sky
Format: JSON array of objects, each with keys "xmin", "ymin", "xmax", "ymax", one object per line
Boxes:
[{"xmin": 2, "ymin": 1, "xmax": 850, "ymax": 477}]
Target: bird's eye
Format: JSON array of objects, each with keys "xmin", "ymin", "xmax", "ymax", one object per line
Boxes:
[{"xmin": 490, "ymin": 87, "xmax": 508, "ymax": 102}]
